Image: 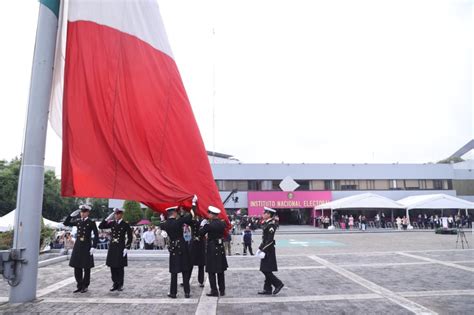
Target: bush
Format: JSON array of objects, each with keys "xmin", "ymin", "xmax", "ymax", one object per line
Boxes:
[
  {"xmin": 0, "ymin": 230, "xmax": 13, "ymax": 250},
  {"xmin": 123, "ymin": 200, "xmax": 143, "ymax": 225},
  {"xmin": 435, "ymin": 228, "xmax": 457, "ymax": 235}
]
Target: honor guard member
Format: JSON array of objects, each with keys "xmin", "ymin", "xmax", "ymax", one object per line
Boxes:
[
  {"xmin": 199, "ymin": 206, "xmax": 228, "ymax": 297},
  {"xmin": 63, "ymin": 205, "xmax": 99, "ymax": 293},
  {"xmin": 99, "ymin": 208, "xmax": 133, "ymax": 291},
  {"xmin": 256, "ymin": 207, "xmax": 284, "ymax": 295},
  {"xmin": 160, "ymin": 206, "xmax": 193, "ymax": 298},
  {"xmin": 189, "ymin": 196, "xmax": 206, "ymax": 287}
]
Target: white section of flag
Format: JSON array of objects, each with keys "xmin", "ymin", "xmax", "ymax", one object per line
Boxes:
[
  {"xmin": 68, "ymin": 0, "xmax": 173, "ymax": 58},
  {"xmin": 48, "ymin": 0, "xmax": 174, "ymax": 139}
]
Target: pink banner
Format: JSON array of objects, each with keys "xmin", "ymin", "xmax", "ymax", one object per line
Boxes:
[{"xmin": 247, "ymin": 191, "xmax": 332, "ymax": 216}]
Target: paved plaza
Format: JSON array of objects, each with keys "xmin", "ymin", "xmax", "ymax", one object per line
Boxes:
[{"xmin": 0, "ymin": 230, "xmax": 473, "ymax": 314}]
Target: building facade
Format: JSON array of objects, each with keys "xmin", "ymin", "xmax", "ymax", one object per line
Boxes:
[{"xmin": 211, "ymin": 161, "xmax": 474, "ymax": 224}]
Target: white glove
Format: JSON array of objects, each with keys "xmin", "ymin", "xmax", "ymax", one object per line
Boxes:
[
  {"xmin": 256, "ymin": 249, "xmax": 266, "ymax": 259},
  {"xmin": 192, "ymin": 194, "xmax": 198, "ymax": 205},
  {"xmin": 200, "ymin": 219, "xmax": 208, "ymax": 227},
  {"xmin": 105, "ymin": 212, "xmax": 114, "ymax": 221},
  {"xmin": 123, "ymin": 249, "xmax": 128, "ymax": 257},
  {"xmin": 161, "ymin": 231, "xmax": 168, "ymax": 238},
  {"xmin": 70, "ymin": 209, "xmax": 81, "ymax": 217},
  {"xmin": 89, "ymin": 248, "xmax": 95, "ymax": 256}
]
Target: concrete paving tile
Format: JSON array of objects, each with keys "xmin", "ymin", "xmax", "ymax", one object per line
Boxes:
[
  {"xmin": 217, "ymin": 299, "xmax": 413, "ymax": 314},
  {"xmin": 320, "ymin": 253, "xmax": 422, "ymax": 266},
  {"xmin": 408, "ymin": 295, "xmax": 474, "ymax": 315},
  {"xmin": 221, "ymin": 268, "xmax": 370, "ymax": 298},
  {"xmin": 346, "ymin": 264, "xmax": 474, "ymax": 292}
]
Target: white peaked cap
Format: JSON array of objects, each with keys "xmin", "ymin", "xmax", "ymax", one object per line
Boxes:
[
  {"xmin": 263, "ymin": 207, "xmax": 276, "ymax": 213},
  {"xmin": 208, "ymin": 206, "xmax": 221, "ymax": 214}
]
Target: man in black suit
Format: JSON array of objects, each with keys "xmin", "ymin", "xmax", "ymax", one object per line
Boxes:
[
  {"xmin": 99, "ymin": 208, "xmax": 133, "ymax": 291},
  {"xmin": 160, "ymin": 205, "xmax": 193, "ymax": 298},
  {"xmin": 257, "ymin": 207, "xmax": 284, "ymax": 295},
  {"xmin": 199, "ymin": 206, "xmax": 228, "ymax": 297},
  {"xmin": 63, "ymin": 205, "xmax": 99, "ymax": 293}
]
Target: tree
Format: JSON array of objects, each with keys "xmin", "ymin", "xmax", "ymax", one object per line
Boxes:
[
  {"xmin": 123, "ymin": 200, "xmax": 143, "ymax": 225},
  {"xmin": 0, "ymin": 157, "xmax": 21, "ymax": 216},
  {"xmin": 144, "ymin": 207, "xmax": 155, "ymax": 221}
]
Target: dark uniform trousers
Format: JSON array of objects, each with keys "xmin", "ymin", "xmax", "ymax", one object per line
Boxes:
[
  {"xmin": 262, "ymin": 271, "xmax": 282, "ymax": 292},
  {"xmin": 111, "ymin": 267, "xmax": 124, "ymax": 287},
  {"xmin": 192, "ymin": 265, "xmax": 205, "ymax": 285},
  {"xmin": 98, "ymin": 219, "xmax": 133, "ymax": 289},
  {"xmin": 208, "ymin": 272, "xmax": 225, "ymax": 293},
  {"xmin": 171, "ymin": 270, "xmax": 191, "ymax": 295},
  {"xmin": 74, "ymin": 268, "xmax": 91, "ymax": 289}
]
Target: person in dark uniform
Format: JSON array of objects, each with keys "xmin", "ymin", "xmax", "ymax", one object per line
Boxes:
[
  {"xmin": 99, "ymin": 208, "xmax": 132, "ymax": 291},
  {"xmin": 199, "ymin": 206, "xmax": 228, "ymax": 297},
  {"xmin": 160, "ymin": 205, "xmax": 194, "ymax": 298},
  {"xmin": 63, "ymin": 205, "xmax": 99, "ymax": 293},
  {"xmin": 257, "ymin": 207, "xmax": 284, "ymax": 295},
  {"xmin": 189, "ymin": 196, "xmax": 206, "ymax": 288}
]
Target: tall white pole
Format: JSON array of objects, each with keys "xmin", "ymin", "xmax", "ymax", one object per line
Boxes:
[{"xmin": 9, "ymin": 0, "xmax": 59, "ymax": 303}]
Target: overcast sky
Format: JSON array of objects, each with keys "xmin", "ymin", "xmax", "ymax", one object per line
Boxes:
[{"xmin": 0, "ymin": 0, "xmax": 472, "ymax": 174}]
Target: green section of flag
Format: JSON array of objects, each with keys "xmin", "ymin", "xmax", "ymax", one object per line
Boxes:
[{"xmin": 39, "ymin": 0, "xmax": 60, "ymax": 18}]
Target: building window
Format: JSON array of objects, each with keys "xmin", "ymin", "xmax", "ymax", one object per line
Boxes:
[
  {"xmin": 216, "ymin": 180, "xmax": 249, "ymax": 191},
  {"xmin": 324, "ymin": 180, "xmax": 332, "ymax": 190},
  {"xmin": 374, "ymin": 180, "xmax": 389, "ymax": 190},
  {"xmin": 261, "ymin": 180, "xmax": 273, "ymax": 191},
  {"xmin": 248, "ymin": 180, "xmax": 260, "ymax": 191},
  {"xmin": 418, "ymin": 180, "xmax": 427, "ymax": 189},
  {"xmin": 433, "ymin": 180, "xmax": 443, "ymax": 190},
  {"xmin": 405, "ymin": 180, "xmax": 419, "ymax": 190},
  {"xmin": 310, "ymin": 180, "xmax": 325, "ymax": 190},
  {"xmin": 296, "ymin": 180, "xmax": 310, "ymax": 191}
]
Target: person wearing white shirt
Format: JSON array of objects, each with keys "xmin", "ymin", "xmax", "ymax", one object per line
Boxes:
[{"xmin": 143, "ymin": 227, "xmax": 156, "ymax": 250}]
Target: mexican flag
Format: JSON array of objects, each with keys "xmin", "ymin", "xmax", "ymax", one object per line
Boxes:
[{"xmin": 49, "ymin": 0, "xmax": 227, "ymax": 222}]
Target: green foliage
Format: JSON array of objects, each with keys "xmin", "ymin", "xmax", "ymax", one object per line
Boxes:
[
  {"xmin": 144, "ymin": 207, "xmax": 155, "ymax": 221},
  {"xmin": 40, "ymin": 218, "xmax": 56, "ymax": 249},
  {"xmin": 123, "ymin": 200, "xmax": 143, "ymax": 225},
  {"xmin": 0, "ymin": 230, "xmax": 13, "ymax": 250},
  {"xmin": 0, "ymin": 157, "xmax": 21, "ymax": 216},
  {"xmin": 150, "ymin": 213, "xmax": 162, "ymax": 226},
  {"xmin": 0, "ymin": 157, "xmax": 111, "ymax": 221}
]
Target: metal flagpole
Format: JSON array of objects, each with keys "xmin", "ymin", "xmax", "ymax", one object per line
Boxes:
[{"xmin": 9, "ymin": 0, "xmax": 59, "ymax": 303}]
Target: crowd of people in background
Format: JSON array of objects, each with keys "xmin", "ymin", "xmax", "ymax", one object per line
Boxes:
[
  {"xmin": 49, "ymin": 211, "xmax": 471, "ymax": 252},
  {"xmin": 48, "ymin": 213, "xmax": 279, "ymax": 256},
  {"xmin": 314, "ymin": 212, "xmax": 472, "ymax": 230}
]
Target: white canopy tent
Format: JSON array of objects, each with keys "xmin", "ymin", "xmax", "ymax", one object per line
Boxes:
[
  {"xmin": 0, "ymin": 210, "xmax": 61, "ymax": 232},
  {"xmin": 315, "ymin": 193, "xmax": 405, "ymax": 228},
  {"xmin": 398, "ymin": 194, "xmax": 474, "ymax": 219}
]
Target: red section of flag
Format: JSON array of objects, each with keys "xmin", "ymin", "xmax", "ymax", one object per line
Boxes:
[{"xmin": 61, "ymin": 21, "xmax": 228, "ymax": 224}]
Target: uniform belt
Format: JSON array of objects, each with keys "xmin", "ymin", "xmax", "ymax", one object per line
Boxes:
[
  {"xmin": 79, "ymin": 237, "xmax": 85, "ymax": 242},
  {"xmin": 112, "ymin": 238, "xmax": 119, "ymax": 243}
]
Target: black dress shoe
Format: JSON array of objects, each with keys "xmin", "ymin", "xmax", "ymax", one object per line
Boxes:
[
  {"xmin": 206, "ymin": 291, "xmax": 219, "ymax": 297},
  {"xmin": 167, "ymin": 294, "xmax": 177, "ymax": 299},
  {"xmin": 219, "ymin": 291, "xmax": 225, "ymax": 296},
  {"xmin": 273, "ymin": 283, "xmax": 284, "ymax": 295},
  {"xmin": 73, "ymin": 288, "xmax": 82, "ymax": 293},
  {"xmin": 117, "ymin": 286, "xmax": 123, "ymax": 292},
  {"xmin": 185, "ymin": 293, "xmax": 190, "ymax": 298},
  {"xmin": 257, "ymin": 290, "xmax": 272, "ymax": 295},
  {"xmin": 110, "ymin": 286, "xmax": 118, "ymax": 292},
  {"xmin": 199, "ymin": 283, "xmax": 205, "ymax": 288},
  {"xmin": 80, "ymin": 287, "xmax": 88, "ymax": 293}
]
